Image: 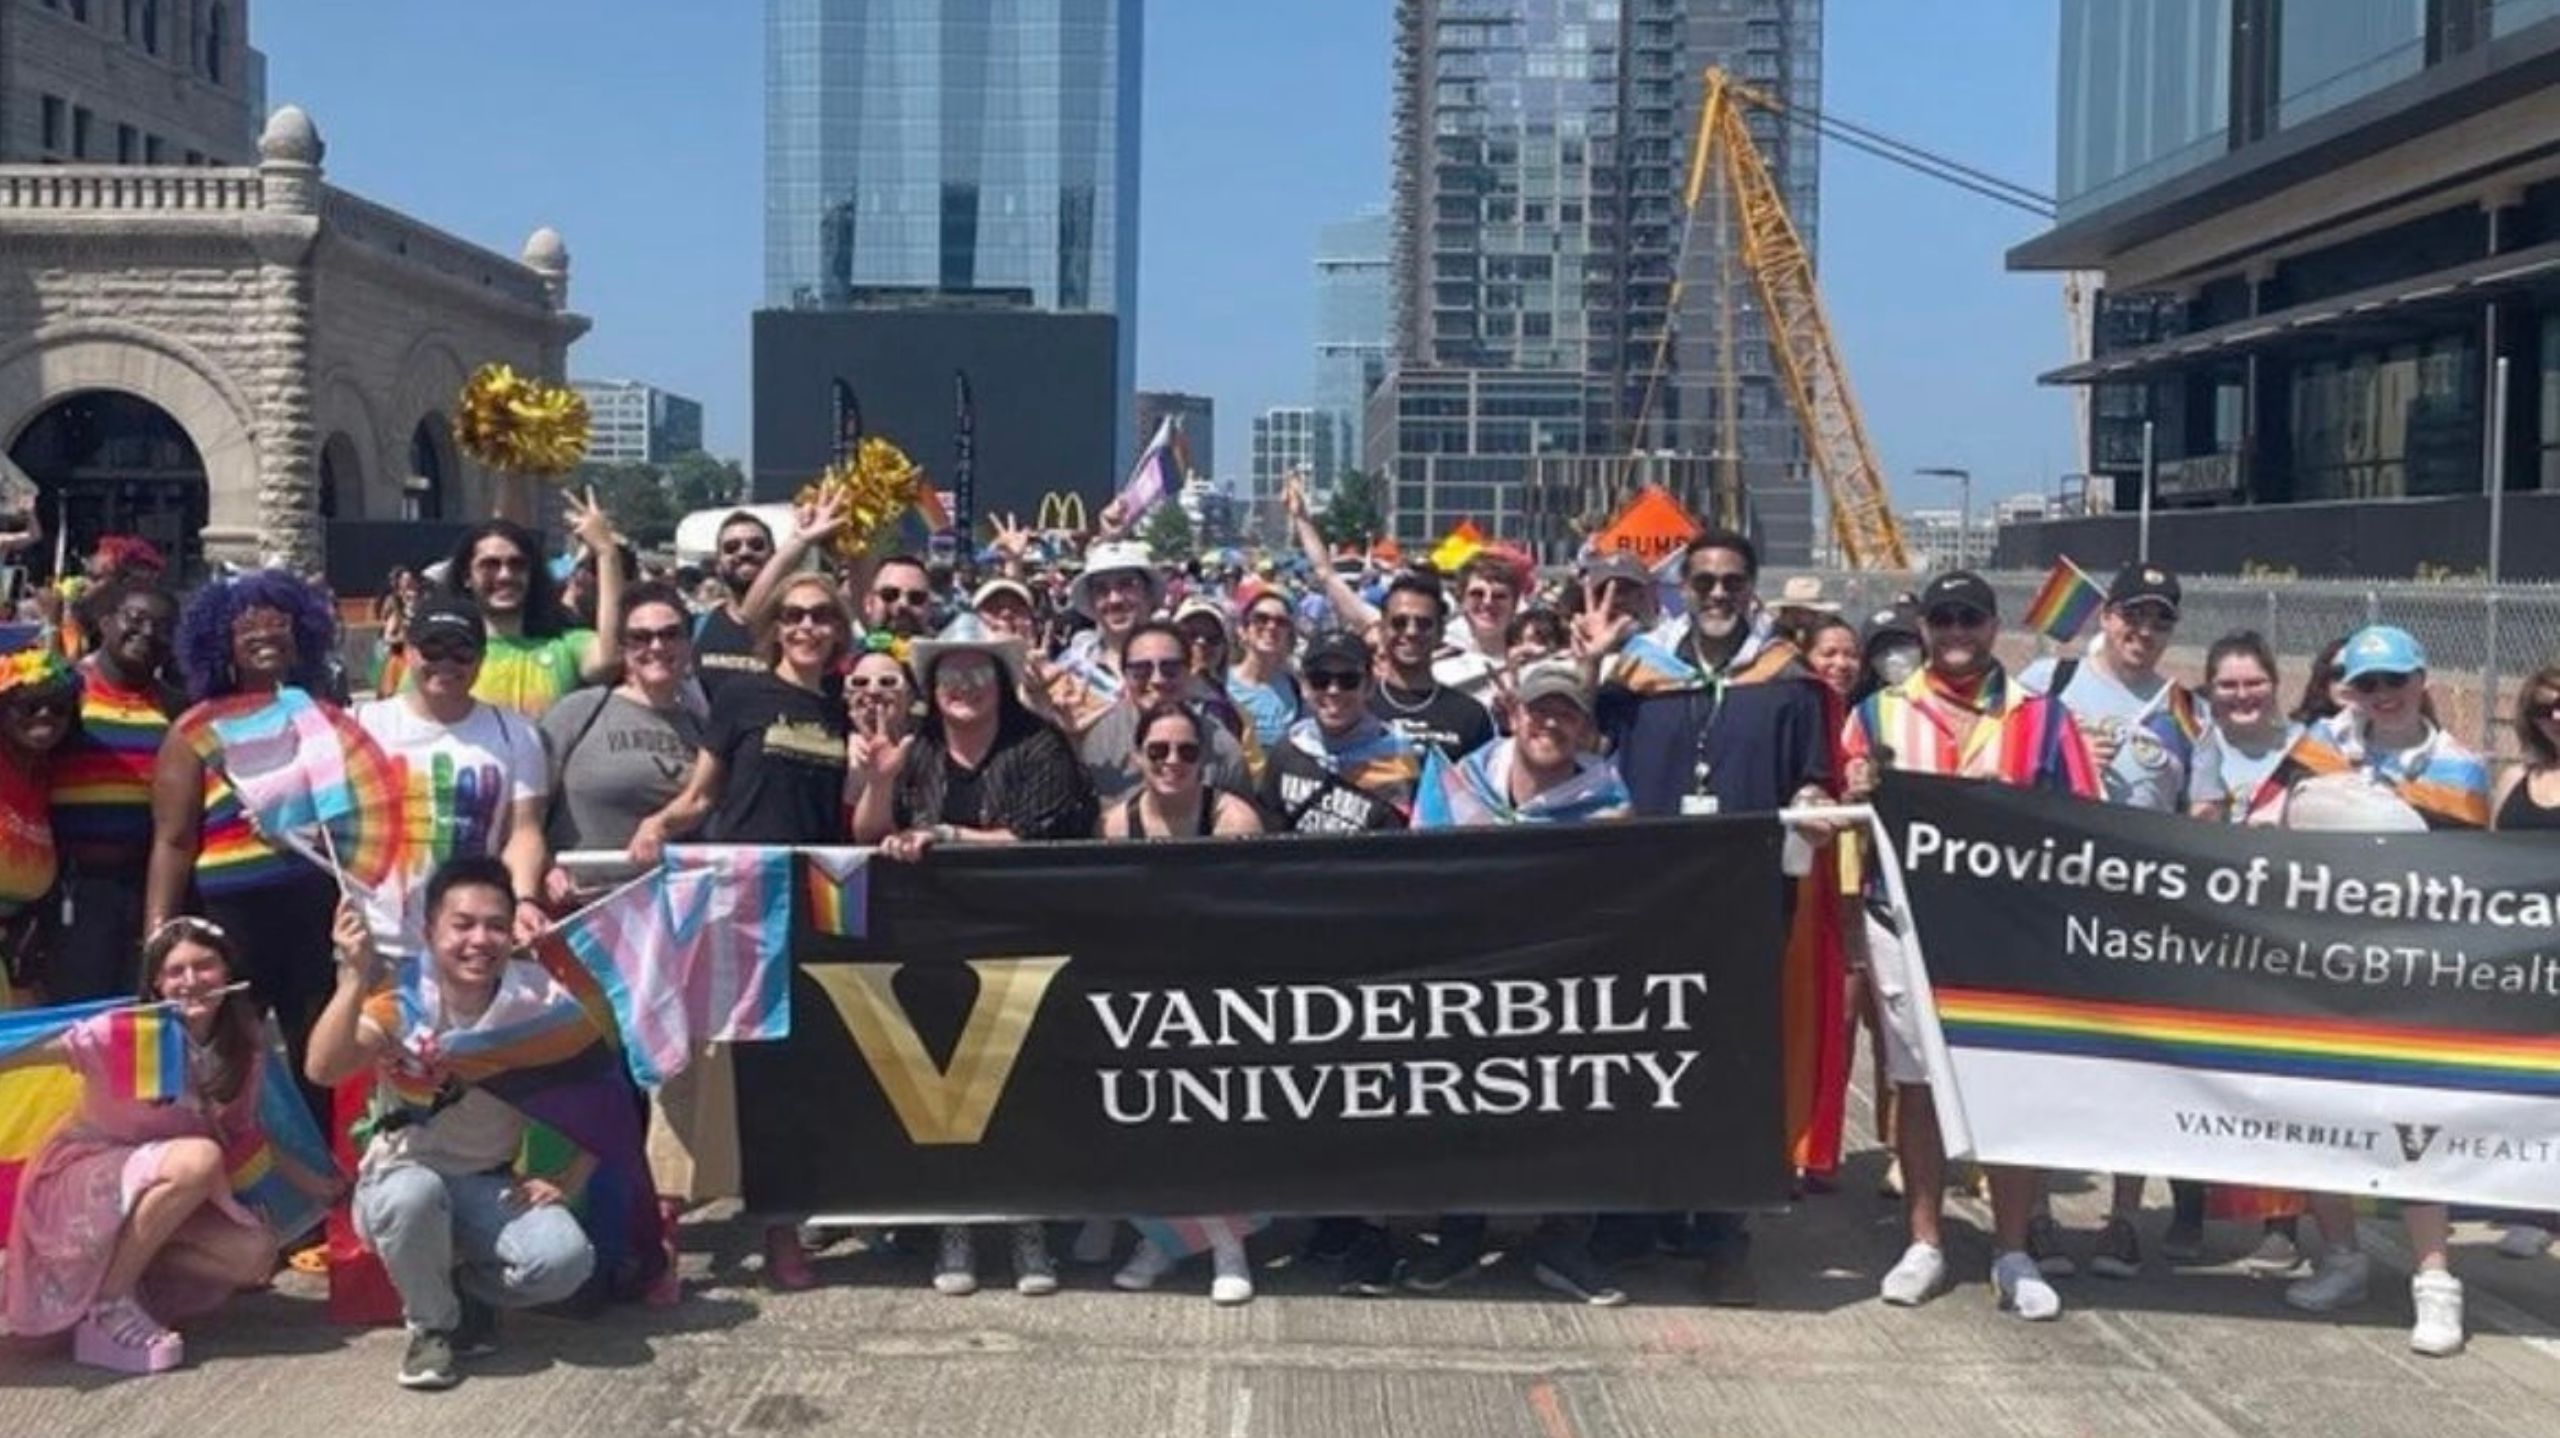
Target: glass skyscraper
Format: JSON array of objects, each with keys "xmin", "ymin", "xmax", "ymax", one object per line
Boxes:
[
  {"xmin": 765, "ymin": 0, "xmax": 1143, "ymax": 457},
  {"xmin": 1315, "ymin": 209, "xmax": 1391, "ymax": 482}
]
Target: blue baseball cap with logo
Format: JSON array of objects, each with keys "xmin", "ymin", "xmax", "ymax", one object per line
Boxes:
[{"xmin": 2339, "ymin": 625, "xmax": 2425, "ymax": 682}]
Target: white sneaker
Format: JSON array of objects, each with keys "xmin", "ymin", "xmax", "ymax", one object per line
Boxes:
[
  {"xmin": 1209, "ymin": 1237, "xmax": 1254, "ymax": 1306},
  {"xmin": 2409, "ymin": 1270, "xmax": 2465, "ymax": 1356},
  {"xmin": 1991, "ymin": 1250, "xmax": 2061, "ymax": 1321},
  {"xmin": 1113, "ymin": 1239, "xmax": 1176, "ymax": 1292},
  {"xmin": 1879, "ymin": 1242, "xmax": 1946, "ymax": 1306},
  {"xmin": 2496, "ymin": 1223, "xmax": 2551, "ymax": 1260},
  {"xmin": 2283, "ymin": 1249, "xmax": 2369, "ymax": 1312},
  {"xmin": 932, "ymin": 1225, "xmax": 978, "ymax": 1296}
]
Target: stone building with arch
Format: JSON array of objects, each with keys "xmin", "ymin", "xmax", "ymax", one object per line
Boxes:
[{"xmin": 0, "ymin": 102, "xmax": 585, "ymax": 580}]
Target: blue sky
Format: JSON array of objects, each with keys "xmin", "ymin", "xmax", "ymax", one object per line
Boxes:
[{"xmin": 262, "ymin": 0, "xmax": 2074, "ymax": 506}]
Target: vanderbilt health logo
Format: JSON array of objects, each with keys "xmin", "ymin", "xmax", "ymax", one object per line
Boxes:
[
  {"xmin": 2394, "ymin": 1122, "xmax": 2443, "ymax": 1164},
  {"xmin": 810, "ymin": 958, "xmax": 1068, "ymax": 1146}
]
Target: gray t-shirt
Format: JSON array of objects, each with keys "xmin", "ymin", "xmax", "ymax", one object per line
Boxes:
[
  {"xmin": 540, "ymin": 688, "xmax": 707, "ymax": 850},
  {"xmin": 2018, "ymin": 655, "xmax": 2205, "ymax": 814},
  {"xmin": 1076, "ymin": 699, "xmax": 1253, "ymax": 807}
]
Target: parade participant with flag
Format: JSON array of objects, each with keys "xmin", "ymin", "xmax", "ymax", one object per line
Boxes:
[
  {"xmin": 1049, "ymin": 540, "xmax": 1164, "ymax": 734},
  {"xmin": 2016, "ymin": 562, "xmax": 2214, "ymax": 1280},
  {"xmin": 0, "ymin": 629, "xmax": 78, "ymax": 1001},
  {"xmin": 2, "ymin": 918, "xmax": 339, "ymax": 1374},
  {"xmin": 1582, "ymin": 528, "xmax": 1835, "ymax": 1305},
  {"xmin": 309, "ymin": 861, "xmax": 600, "ymax": 1392},
  {"xmin": 148, "ymin": 569, "xmax": 386, "ymax": 1122},
  {"xmin": 435, "ymin": 493, "xmax": 624, "ymax": 720},
  {"xmin": 1254, "ymin": 629, "xmax": 1420, "ymax": 838},
  {"xmin": 1841, "ymin": 570, "xmax": 2100, "ymax": 1322}
]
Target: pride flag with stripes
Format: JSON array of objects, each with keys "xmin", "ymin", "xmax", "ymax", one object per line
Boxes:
[
  {"xmin": 2020, "ymin": 557, "xmax": 2104, "ymax": 643},
  {"xmin": 801, "ymin": 849, "xmax": 869, "ymax": 939}
]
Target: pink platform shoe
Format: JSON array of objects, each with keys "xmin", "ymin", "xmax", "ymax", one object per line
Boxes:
[{"xmin": 74, "ymin": 1296, "xmax": 184, "ymax": 1375}]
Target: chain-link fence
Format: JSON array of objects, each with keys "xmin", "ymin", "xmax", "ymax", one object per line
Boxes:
[{"xmin": 1769, "ymin": 569, "xmax": 2560, "ymax": 761}]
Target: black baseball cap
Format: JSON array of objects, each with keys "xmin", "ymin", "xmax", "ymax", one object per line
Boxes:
[
  {"xmin": 2105, "ymin": 561, "xmax": 2181, "ymax": 617},
  {"xmin": 1301, "ymin": 629, "xmax": 1372, "ymax": 676},
  {"xmin": 408, "ymin": 593, "xmax": 487, "ymax": 650},
  {"xmin": 1918, "ymin": 570, "xmax": 1997, "ymax": 620},
  {"xmin": 1861, "ymin": 601, "xmax": 1921, "ymax": 648}
]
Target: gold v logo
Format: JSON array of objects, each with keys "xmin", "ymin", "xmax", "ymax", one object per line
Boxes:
[{"xmin": 810, "ymin": 957, "xmax": 1068, "ymax": 1146}]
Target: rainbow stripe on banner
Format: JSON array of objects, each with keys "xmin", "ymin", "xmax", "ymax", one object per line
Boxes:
[
  {"xmin": 1938, "ymin": 987, "xmax": 2560, "ymax": 1098},
  {"xmin": 2020, "ymin": 557, "xmax": 2105, "ymax": 643},
  {"xmin": 101, "ymin": 1005, "xmax": 190, "ymax": 1103},
  {"xmin": 801, "ymin": 851, "xmax": 870, "ymax": 939}
]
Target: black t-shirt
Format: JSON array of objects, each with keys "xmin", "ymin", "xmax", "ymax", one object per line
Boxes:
[
  {"xmin": 702, "ymin": 671, "xmax": 848, "ymax": 845},
  {"xmin": 691, "ymin": 606, "xmax": 765, "ymax": 702},
  {"xmin": 1370, "ymin": 680, "xmax": 1494, "ymax": 761},
  {"xmin": 1256, "ymin": 740, "xmax": 1411, "ymax": 835}
]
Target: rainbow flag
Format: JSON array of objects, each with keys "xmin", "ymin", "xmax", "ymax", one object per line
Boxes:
[
  {"xmin": 189, "ymin": 688, "xmax": 408, "ymax": 888},
  {"xmin": 1937, "ymin": 987, "xmax": 2560, "ymax": 1098},
  {"xmin": 801, "ymin": 850, "xmax": 869, "ymax": 939},
  {"xmin": 224, "ymin": 1020, "xmax": 337, "ymax": 1244},
  {"xmin": 2021, "ymin": 557, "xmax": 2104, "ymax": 643},
  {"xmin": 99, "ymin": 1005, "xmax": 190, "ymax": 1103},
  {"xmin": 1112, "ymin": 416, "xmax": 1188, "ymax": 521},
  {"xmin": 1428, "ymin": 520, "xmax": 1488, "ymax": 575}
]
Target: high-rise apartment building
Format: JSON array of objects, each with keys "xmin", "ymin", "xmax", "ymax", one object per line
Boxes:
[
  {"xmin": 763, "ymin": 0, "xmax": 1143, "ymax": 463},
  {"xmin": 2, "ymin": 0, "xmax": 264, "ymax": 166},
  {"xmin": 574, "ymin": 379, "xmax": 706, "ymax": 466},
  {"xmin": 1134, "ymin": 389, "xmax": 1213, "ymax": 482},
  {"xmin": 1314, "ymin": 208, "xmax": 1390, "ymax": 478},
  {"xmin": 1382, "ymin": 0, "xmax": 1823, "ymax": 561},
  {"xmin": 1252, "ymin": 406, "xmax": 1337, "ymax": 506}
]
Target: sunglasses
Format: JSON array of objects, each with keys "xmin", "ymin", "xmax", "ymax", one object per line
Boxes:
[
  {"xmin": 2349, "ymin": 672, "xmax": 2413, "ymax": 694},
  {"xmin": 1245, "ymin": 611, "xmax": 1293, "ymax": 630},
  {"xmin": 1142, "ymin": 740, "xmax": 1203, "ymax": 765},
  {"xmin": 875, "ymin": 586, "xmax": 931, "ymax": 607},
  {"xmin": 845, "ymin": 674, "xmax": 906, "ymax": 691},
  {"xmin": 1124, "ymin": 658, "xmax": 1187, "ymax": 683},
  {"xmin": 414, "ymin": 638, "xmax": 483, "ymax": 665},
  {"xmin": 1924, "ymin": 606, "xmax": 1988, "ymax": 629},
  {"xmin": 1386, "ymin": 614, "xmax": 1440, "ymax": 635},
  {"xmin": 1304, "ymin": 668, "xmax": 1365, "ymax": 693},
  {"xmin": 935, "ymin": 662, "xmax": 997, "ymax": 691},
  {"xmin": 470, "ymin": 555, "xmax": 530, "ymax": 575},
  {"xmin": 5, "ymin": 693, "xmax": 71, "ymax": 719},
  {"xmin": 623, "ymin": 623, "xmax": 687, "ymax": 650},
  {"xmin": 719, "ymin": 538, "xmax": 771, "ymax": 556},
  {"xmin": 1687, "ymin": 572, "xmax": 1751, "ymax": 596},
  {"xmin": 112, "ymin": 607, "xmax": 172, "ymax": 633},
  {"xmin": 779, "ymin": 603, "xmax": 838, "ymax": 629}
]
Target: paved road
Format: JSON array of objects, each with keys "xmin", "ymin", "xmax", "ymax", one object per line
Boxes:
[{"xmin": 8, "ymin": 1078, "xmax": 2560, "ymax": 1437}]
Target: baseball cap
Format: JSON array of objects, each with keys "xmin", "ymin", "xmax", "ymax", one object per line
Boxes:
[
  {"xmin": 408, "ymin": 593, "xmax": 487, "ymax": 650},
  {"xmin": 1514, "ymin": 658, "xmax": 1594, "ymax": 717},
  {"xmin": 1861, "ymin": 601, "xmax": 1921, "ymax": 648},
  {"xmin": 1918, "ymin": 570, "xmax": 1997, "ymax": 620},
  {"xmin": 971, "ymin": 576, "xmax": 1035, "ymax": 612},
  {"xmin": 2105, "ymin": 562, "xmax": 2181, "ymax": 617},
  {"xmin": 1583, "ymin": 552, "xmax": 1651, "ymax": 588},
  {"xmin": 1301, "ymin": 629, "xmax": 1372, "ymax": 676},
  {"xmin": 2339, "ymin": 625, "xmax": 2425, "ymax": 682}
]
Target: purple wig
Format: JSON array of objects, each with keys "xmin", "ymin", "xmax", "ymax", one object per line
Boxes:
[{"xmin": 175, "ymin": 569, "xmax": 340, "ymax": 703}]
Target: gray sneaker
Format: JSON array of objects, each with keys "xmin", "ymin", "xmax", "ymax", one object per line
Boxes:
[
  {"xmin": 398, "ymin": 1328, "xmax": 458, "ymax": 1391},
  {"xmin": 2088, "ymin": 1216, "xmax": 2142, "ymax": 1279},
  {"xmin": 2027, "ymin": 1215, "xmax": 2076, "ymax": 1278}
]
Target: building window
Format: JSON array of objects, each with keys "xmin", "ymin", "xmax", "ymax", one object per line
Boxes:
[
  {"xmin": 205, "ymin": 3, "xmax": 226, "ymax": 83},
  {"xmin": 144, "ymin": 134, "xmax": 164, "ymax": 164},
  {"xmin": 69, "ymin": 0, "xmax": 91, "ymax": 20},
  {"xmin": 40, "ymin": 97, "xmax": 65, "ymax": 154},
  {"xmin": 140, "ymin": 0, "xmax": 159, "ymax": 54},
  {"xmin": 116, "ymin": 123, "xmax": 137, "ymax": 163},
  {"xmin": 72, "ymin": 107, "xmax": 93, "ymax": 160},
  {"xmin": 184, "ymin": 149, "xmax": 203, "ymax": 166}
]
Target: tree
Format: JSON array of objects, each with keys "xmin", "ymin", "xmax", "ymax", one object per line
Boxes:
[
  {"xmin": 1319, "ymin": 469, "xmax": 1385, "ymax": 550},
  {"xmin": 1139, "ymin": 500, "xmax": 1195, "ymax": 564},
  {"xmin": 665, "ymin": 450, "xmax": 747, "ymax": 516},
  {"xmin": 577, "ymin": 460, "xmax": 679, "ymax": 549}
]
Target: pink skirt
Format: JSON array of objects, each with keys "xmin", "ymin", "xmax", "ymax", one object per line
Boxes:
[{"xmin": 3, "ymin": 1134, "xmax": 266, "ymax": 1337}]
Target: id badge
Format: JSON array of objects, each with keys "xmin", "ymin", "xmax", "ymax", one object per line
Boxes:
[{"xmin": 1681, "ymin": 794, "xmax": 1721, "ymax": 817}]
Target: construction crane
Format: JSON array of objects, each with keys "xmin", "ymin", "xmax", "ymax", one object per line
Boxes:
[{"xmin": 1648, "ymin": 67, "xmax": 2056, "ymax": 571}]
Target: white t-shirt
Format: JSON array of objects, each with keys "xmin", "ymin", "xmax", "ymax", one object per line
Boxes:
[{"xmin": 353, "ymin": 696, "xmax": 548, "ymax": 953}]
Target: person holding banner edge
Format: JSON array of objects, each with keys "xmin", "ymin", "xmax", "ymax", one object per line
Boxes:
[
  {"xmin": 2484, "ymin": 662, "xmax": 2560, "ymax": 1264},
  {"xmin": 1841, "ymin": 569, "xmax": 2101, "ymax": 1321}
]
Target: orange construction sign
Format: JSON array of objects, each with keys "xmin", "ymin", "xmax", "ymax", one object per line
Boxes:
[{"xmin": 1593, "ymin": 485, "xmax": 1704, "ymax": 567}]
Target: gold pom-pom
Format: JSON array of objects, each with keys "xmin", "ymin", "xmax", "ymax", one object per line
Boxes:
[
  {"xmin": 794, "ymin": 437, "xmax": 927, "ymax": 563},
  {"xmin": 452, "ymin": 363, "xmax": 591, "ymax": 479}
]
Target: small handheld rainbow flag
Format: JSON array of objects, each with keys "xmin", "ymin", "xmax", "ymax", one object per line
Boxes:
[
  {"xmin": 101, "ymin": 1005, "xmax": 191, "ymax": 1103},
  {"xmin": 2022, "ymin": 557, "xmax": 2105, "ymax": 643}
]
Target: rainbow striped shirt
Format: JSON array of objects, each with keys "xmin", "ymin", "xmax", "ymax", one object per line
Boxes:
[
  {"xmin": 1842, "ymin": 667, "xmax": 2101, "ymax": 798},
  {"xmin": 173, "ymin": 699, "xmax": 307, "ymax": 896},
  {"xmin": 49, "ymin": 660, "xmax": 173, "ymax": 864}
]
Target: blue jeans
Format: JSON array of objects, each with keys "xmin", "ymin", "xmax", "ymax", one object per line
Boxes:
[{"xmin": 355, "ymin": 1162, "xmax": 595, "ymax": 1333}]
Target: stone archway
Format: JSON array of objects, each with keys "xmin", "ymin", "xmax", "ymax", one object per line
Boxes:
[
  {"xmin": 406, "ymin": 413, "xmax": 456, "ymax": 521},
  {"xmin": 319, "ymin": 431, "xmax": 365, "ymax": 521},
  {"xmin": 8, "ymin": 390, "xmax": 211, "ymax": 580},
  {"xmin": 0, "ymin": 322, "xmax": 260, "ymax": 569}
]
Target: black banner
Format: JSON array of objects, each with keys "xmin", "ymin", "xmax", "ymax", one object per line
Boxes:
[
  {"xmin": 1874, "ymin": 774, "xmax": 2560, "ymax": 1204},
  {"xmin": 829, "ymin": 377, "xmax": 862, "ymax": 467},
  {"xmin": 739, "ymin": 819, "xmax": 1789, "ymax": 1217}
]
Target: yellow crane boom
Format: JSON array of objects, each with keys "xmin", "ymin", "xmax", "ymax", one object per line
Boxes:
[{"xmin": 1685, "ymin": 67, "xmax": 1912, "ymax": 571}]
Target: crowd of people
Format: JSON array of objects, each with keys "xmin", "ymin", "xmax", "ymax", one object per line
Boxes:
[{"xmin": 2, "ymin": 476, "xmax": 2555, "ymax": 1390}]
